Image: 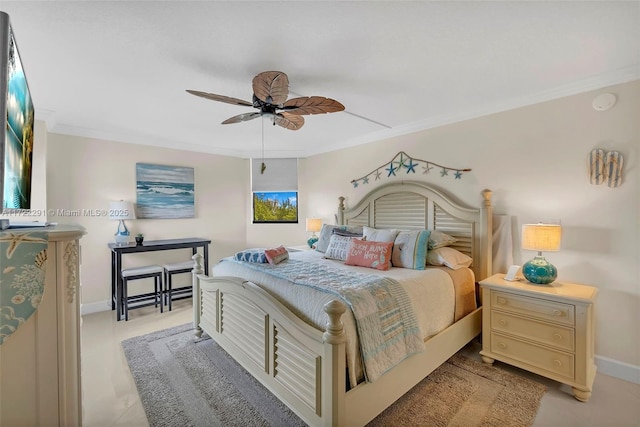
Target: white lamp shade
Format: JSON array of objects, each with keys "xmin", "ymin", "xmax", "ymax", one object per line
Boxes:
[
  {"xmin": 305, "ymin": 218, "xmax": 322, "ymax": 233},
  {"xmin": 109, "ymin": 201, "xmax": 136, "ymax": 220},
  {"xmin": 521, "ymin": 224, "xmax": 562, "ymax": 252}
]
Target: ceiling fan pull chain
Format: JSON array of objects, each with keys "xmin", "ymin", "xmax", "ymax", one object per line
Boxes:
[{"xmin": 261, "ymin": 116, "xmax": 266, "ymax": 174}]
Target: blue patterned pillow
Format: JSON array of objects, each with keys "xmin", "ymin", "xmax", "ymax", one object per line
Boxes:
[{"xmin": 234, "ymin": 248, "xmax": 267, "ymax": 263}]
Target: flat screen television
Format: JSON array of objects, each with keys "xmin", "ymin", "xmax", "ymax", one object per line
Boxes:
[{"xmin": 0, "ymin": 11, "xmax": 35, "ymax": 210}]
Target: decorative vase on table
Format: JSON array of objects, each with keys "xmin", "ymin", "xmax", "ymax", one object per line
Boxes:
[{"xmin": 135, "ymin": 235, "xmax": 144, "ymax": 246}]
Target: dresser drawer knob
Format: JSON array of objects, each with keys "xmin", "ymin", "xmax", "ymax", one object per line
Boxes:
[
  {"xmin": 498, "ymin": 342, "xmax": 507, "ymax": 349},
  {"xmin": 553, "ymin": 359, "xmax": 563, "ymax": 367},
  {"xmin": 553, "ymin": 333, "xmax": 563, "ymax": 341},
  {"xmin": 499, "ymin": 319, "xmax": 507, "ymax": 326},
  {"xmin": 497, "ymin": 297, "xmax": 507, "ymax": 305},
  {"xmin": 553, "ymin": 309, "xmax": 563, "ymax": 316}
]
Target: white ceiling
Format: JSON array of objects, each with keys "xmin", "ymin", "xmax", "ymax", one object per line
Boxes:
[{"xmin": 2, "ymin": 1, "xmax": 639, "ymax": 159}]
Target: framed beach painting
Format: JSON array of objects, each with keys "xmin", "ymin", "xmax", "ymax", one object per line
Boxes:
[{"xmin": 136, "ymin": 163, "xmax": 195, "ymax": 219}]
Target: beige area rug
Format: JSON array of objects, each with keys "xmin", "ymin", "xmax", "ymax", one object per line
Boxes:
[
  {"xmin": 369, "ymin": 353, "xmax": 546, "ymax": 427},
  {"xmin": 123, "ymin": 324, "xmax": 546, "ymax": 427}
]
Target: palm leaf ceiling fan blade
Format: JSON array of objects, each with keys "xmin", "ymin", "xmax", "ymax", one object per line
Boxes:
[
  {"xmin": 282, "ymin": 96, "xmax": 345, "ymax": 115},
  {"xmin": 274, "ymin": 113, "xmax": 304, "ymax": 130},
  {"xmin": 188, "ymin": 70, "xmax": 344, "ymax": 131},
  {"xmin": 221, "ymin": 112, "xmax": 262, "ymax": 124},
  {"xmin": 252, "ymin": 71, "xmax": 289, "ymax": 105},
  {"xmin": 185, "ymin": 90, "xmax": 253, "ymax": 107}
]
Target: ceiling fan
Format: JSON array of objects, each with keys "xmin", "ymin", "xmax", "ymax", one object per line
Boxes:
[{"xmin": 186, "ymin": 71, "xmax": 345, "ymax": 130}]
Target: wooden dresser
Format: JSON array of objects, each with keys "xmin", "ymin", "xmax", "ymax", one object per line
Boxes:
[
  {"xmin": 479, "ymin": 273, "xmax": 597, "ymax": 402},
  {"xmin": 0, "ymin": 225, "xmax": 85, "ymax": 426}
]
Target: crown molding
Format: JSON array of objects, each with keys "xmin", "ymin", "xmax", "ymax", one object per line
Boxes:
[{"xmin": 36, "ymin": 66, "xmax": 640, "ymax": 159}]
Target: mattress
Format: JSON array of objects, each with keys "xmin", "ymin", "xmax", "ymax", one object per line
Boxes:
[{"xmin": 212, "ymin": 250, "xmax": 476, "ymax": 387}]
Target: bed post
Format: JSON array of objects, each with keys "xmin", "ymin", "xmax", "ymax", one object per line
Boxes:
[
  {"xmin": 322, "ymin": 299, "xmax": 347, "ymax": 426},
  {"xmin": 338, "ymin": 196, "xmax": 345, "ymax": 225},
  {"xmin": 480, "ymin": 189, "xmax": 493, "ymax": 280},
  {"xmin": 192, "ymin": 253, "xmax": 204, "ymax": 337}
]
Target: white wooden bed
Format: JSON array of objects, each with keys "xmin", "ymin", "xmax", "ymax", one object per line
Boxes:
[{"xmin": 192, "ymin": 181, "xmax": 493, "ymax": 426}]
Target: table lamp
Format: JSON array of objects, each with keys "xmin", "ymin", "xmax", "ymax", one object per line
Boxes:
[
  {"xmin": 109, "ymin": 201, "xmax": 136, "ymax": 245},
  {"xmin": 521, "ymin": 223, "xmax": 562, "ymax": 285},
  {"xmin": 306, "ymin": 218, "xmax": 322, "ymax": 248}
]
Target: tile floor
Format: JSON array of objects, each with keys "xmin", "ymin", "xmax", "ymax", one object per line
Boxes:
[{"xmin": 81, "ymin": 300, "xmax": 640, "ymax": 426}]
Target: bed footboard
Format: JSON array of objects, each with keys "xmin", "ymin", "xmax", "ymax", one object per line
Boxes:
[{"xmin": 191, "ymin": 254, "xmax": 348, "ymax": 426}]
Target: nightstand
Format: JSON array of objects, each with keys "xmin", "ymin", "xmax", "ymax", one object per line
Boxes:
[{"xmin": 479, "ymin": 273, "xmax": 598, "ymax": 402}]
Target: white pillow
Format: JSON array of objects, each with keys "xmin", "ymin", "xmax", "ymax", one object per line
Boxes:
[
  {"xmin": 363, "ymin": 226, "xmax": 398, "ymax": 243},
  {"xmin": 315, "ymin": 224, "xmax": 363, "ymax": 253},
  {"xmin": 324, "ymin": 235, "xmax": 353, "ymax": 261},
  {"xmin": 426, "ymin": 247, "xmax": 472, "ymax": 270},
  {"xmin": 428, "ymin": 230, "xmax": 457, "ymax": 249}
]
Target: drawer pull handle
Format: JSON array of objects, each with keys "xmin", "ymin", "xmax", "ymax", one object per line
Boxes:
[
  {"xmin": 498, "ymin": 342, "xmax": 507, "ymax": 349},
  {"xmin": 497, "ymin": 298, "xmax": 507, "ymax": 305},
  {"xmin": 553, "ymin": 309, "xmax": 563, "ymax": 316},
  {"xmin": 499, "ymin": 319, "xmax": 507, "ymax": 326},
  {"xmin": 553, "ymin": 333, "xmax": 563, "ymax": 341},
  {"xmin": 553, "ymin": 359, "xmax": 562, "ymax": 367}
]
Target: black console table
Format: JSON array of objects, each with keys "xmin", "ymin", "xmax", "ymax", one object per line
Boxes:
[{"xmin": 109, "ymin": 237, "xmax": 211, "ymax": 321}]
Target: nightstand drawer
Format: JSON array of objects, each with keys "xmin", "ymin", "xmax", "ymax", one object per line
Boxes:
[
  {"xmin": 491, "ymin": 290, "xmax": 575, "ymax": 326},
  {"xmin": 490, "ymin": 332, "xmax": 575, "ymax": 380},
  {"xmin": 491, "ymin": 311, "xmax": 575, "ymax": 352}
]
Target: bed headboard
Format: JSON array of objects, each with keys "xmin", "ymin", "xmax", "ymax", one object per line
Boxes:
[{"xmin": 338, "ymin": 181, "xmax": 493, "ymax": 281}]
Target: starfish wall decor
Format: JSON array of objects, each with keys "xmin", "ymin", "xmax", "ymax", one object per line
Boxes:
[{"xmin": 350, "ymin": 151, "xmax": 471, "ymax": 188}]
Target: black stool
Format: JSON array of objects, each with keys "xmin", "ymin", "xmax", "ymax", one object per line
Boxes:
[
  {"xmin": 163, "ymin": 260, "xmax": 195, "ymax": 311},
  {"xmin": 121, "ymin": 265, "xmax": 164, "ymax": 321}
]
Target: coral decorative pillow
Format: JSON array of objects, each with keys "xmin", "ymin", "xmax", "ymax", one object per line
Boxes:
[
  {"xmin": 345, "ymin": 238, "xmax": 393, "ymax": 271},
  {"xmin": 264, "ymin": 246, "xmax": 289, "ymax": 265}
]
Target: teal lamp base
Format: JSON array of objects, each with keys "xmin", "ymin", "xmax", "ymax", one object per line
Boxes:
[
  {"xmin": 307, "ymin": 235, "xmax": 318, "ymax": 248},
  {"xmin": 522, "ymin": 255, "xmax": 557, "ymax": 285}
]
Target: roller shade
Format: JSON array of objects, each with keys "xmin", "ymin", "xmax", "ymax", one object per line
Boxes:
[{"xmin": 251, "ymin": 158, "xmax": 298, "ymax": 192}]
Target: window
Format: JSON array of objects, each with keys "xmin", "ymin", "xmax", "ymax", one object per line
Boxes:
[{"xmin": 251, "ymin": 158, "xmax": 298, "ymax": 223}]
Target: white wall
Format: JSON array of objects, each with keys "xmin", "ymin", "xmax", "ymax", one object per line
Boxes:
[
  {"xmin": 45, "ymin": 133, "xmax": 248, "ymax": 309},
  {"xmin": 298, "ymin": 80, "xmax": 639, "ymax": 373}
]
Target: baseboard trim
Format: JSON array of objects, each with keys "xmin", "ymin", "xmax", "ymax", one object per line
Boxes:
[
  {"xmin": 81, "ymin": 300, "xmax": 111, "ymax": 316},
  {"xmin": 595, "ymin": 355, "xmax": 640, "ymax": 385}
]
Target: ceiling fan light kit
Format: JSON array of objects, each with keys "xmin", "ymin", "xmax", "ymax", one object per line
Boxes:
[{"xmin": 187, "ymin": 71, "xmax": 345, "ymax": 131}]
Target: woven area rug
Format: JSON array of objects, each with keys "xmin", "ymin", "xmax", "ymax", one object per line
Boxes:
[{"xmin": 122, "ymin": 324, "xmax": 546, "ymax": 427}]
